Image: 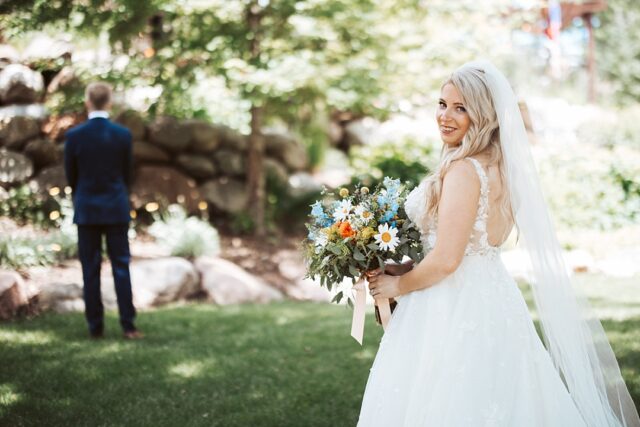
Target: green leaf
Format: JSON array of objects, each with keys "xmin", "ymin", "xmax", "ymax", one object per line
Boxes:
[
  {"xmin": 353, "ymin": 247, "xmax": 366, "ymax": 261},
  {"xmin": 331, "ymin": 291, "xmax": 343, "ymax": 304}
]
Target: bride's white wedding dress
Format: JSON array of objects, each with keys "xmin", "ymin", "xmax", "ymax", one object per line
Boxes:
[{"xmin": 357, "ymin": 158, "xmax": 587, "ymax": 426}]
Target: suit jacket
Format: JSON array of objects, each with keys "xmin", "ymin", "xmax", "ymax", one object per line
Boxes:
[{"xmin": 64, "ymin": 117, "xmax": 133, "ymax": 225}]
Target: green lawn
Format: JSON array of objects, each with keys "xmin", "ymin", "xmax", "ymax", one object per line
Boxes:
[{"xmin": 1, "ymin": 297, "xmax": 638, "ymax": 427}]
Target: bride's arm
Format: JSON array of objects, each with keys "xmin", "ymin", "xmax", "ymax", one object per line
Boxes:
[{"xmin": 396, "ymin": 160, "xmax": 480, "ymax": 295}]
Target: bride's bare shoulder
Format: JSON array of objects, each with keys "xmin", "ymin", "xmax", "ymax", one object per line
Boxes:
[{"xmin": 443, "ymin": 159, "xmax": 481, "ymax": 186}]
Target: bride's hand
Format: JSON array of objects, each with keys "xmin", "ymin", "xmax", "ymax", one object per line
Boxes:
[{"xmin": 367, "ymin": 273, "xmax": 401, "ymax": 299}]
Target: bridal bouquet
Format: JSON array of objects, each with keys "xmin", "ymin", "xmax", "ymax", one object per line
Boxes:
[{"xmin": 303, "ymin": 177, "xmax": 424, "ymax": 306}]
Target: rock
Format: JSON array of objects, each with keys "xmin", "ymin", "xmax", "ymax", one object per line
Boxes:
[
  {"xmin": 264, "ymin": 157, "xmax": 289, "ymax": 184},
  {"xmin": 131, "ymin": 165, "xmax": 203, "ymax": 213},
  {"xmin": 217, "ymin": 125, "xmax": 248, "ymax": 151},
  {"xmin": 0, "ymin": 115, "xmax": 41, "ymax": 150},
  {"xmin": 38, "ymin": 282, "xmax": 84, "ymax": 313},
  {"xmin": 102, "ymin": 258, "xmax": 199, "ymax": 309},
  {"xmin": 23, "ymin": 138, "xmax": 61, "ymax": 169},
  {"xmin": 114, "ymin": 110, "xmax": 146, "ymax": 141},
  {"xmin": 199, "ymin": 178, "xmax": 248, "ymax": 214},
  {"xmin": 0, "ymin": 45, "xmax": 19, "ymax": 71},
  {"xmin": 0, "ymin": 64, "xmax": 45, "ymax": 104},
  {"xmin": 0, "ymin": 104, "xmax": 48, "ymax": 121},
  {"xmin": 148, "ymin": 115, "xmax": 190, "ymax": 153},
  {"xmin": 264, "ymin": 130, "xmax": 309, "ymax": 171},
  {"xmin": 46, "ymin": 66, "xmax": 79, "ymax": 94},
  {"xmin": 286, "ymin": 172, "xmax": 322, "ymax": 198},
  {"xmin": 288, "ymin": 277, "xmax": 332, "ymax": 302},
  {"xmin": 176, "ymin": 154, "xmax": 217, "ymax": 179},
  {"xmin": 0, "ymin": 149, "xmax": 34, "ymax": 185},
  {"xmin": 184, "ymin": 119, "xmax": 221, "ymax": 153},
  {"xmin": 343, "ymin": 118, "xmax": 379, "ymax": 147},
  {"xmin": 31, "ymin": 165, "xmax": 67, "ymax": 192},
  {"xmin": 195, "ymin": 256, "xmax": 283, "ymax": 304},
  {"xmin": 42, "ymin": 112, "xmax": 85, "ymax": 142},
  {"xmin": 0, "ymin": 270, "xmax": 29, "ymax": 319},
  {"xmin": 22, "ymin": 34, "xmax": 73, "ymax": 63},
  {"xmin": 132, "ymin": 140, "xmax": 170, "ymax": 163},
  {"xmin": 212, "ymin": 149, "xmax": 244, "ymax": 176}
]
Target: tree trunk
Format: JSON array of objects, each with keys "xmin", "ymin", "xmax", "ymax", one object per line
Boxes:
[{"xmin": 246, "ymin": 3, "xmax": 266, "ymax": 236}]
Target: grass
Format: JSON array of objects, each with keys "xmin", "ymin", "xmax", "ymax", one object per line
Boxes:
[{"xmin": 0, "ymin": 280, "xmax": 639, "ymax": 427}]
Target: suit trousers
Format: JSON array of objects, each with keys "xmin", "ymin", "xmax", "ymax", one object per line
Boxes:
[{"xmin": 77, "ymin": 224, "xmax": 136, "ymax": 333}]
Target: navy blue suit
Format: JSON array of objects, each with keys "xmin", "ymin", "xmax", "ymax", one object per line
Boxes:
[{"xmin": 64, "ymin": 116, "xmax": 137, "ymax": 334}]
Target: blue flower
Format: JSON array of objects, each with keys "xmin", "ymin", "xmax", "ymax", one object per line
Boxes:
[
  {"xmin": 381, "ymin": 211, "xmax": 395, "ymax": 223},
  {"xmin": 310, "ymin": 201, "xmax": 331, "ymax": 226}
]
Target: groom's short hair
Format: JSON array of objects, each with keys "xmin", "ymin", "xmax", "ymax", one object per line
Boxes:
[{"xmin": 85, "ymin": 82, "xmax": 112, "ymax": 110}]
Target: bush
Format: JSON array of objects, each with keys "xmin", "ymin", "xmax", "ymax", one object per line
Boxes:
[
  {"xmin": 0, "ymin": 184, "xmax": 70, "ymax": 229},
  {"xmin": 539, "ymin": 144, "xmax": 640, "ymax": 230},
  {"xmin": 349, "ymin": 136, "xmax": 438, "ymax": 190},
  {"xmin": 148, "ymin": 204, "xmax": 220, "ymax": 258}
]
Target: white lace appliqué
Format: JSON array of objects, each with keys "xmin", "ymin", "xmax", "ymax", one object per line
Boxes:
[{"xmin": 404, "ymin": 158, "xmax": 500, "ymax": 258}]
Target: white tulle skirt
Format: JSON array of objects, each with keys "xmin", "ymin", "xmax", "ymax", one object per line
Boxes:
[{"xmin": 357, "ymin": 254, "xmax": 587, "ymax": 426}]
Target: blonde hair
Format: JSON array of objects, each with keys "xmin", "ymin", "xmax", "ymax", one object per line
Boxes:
[
  {"xmin": 423, "ymin": 66, "xmax": 512, "ymax": 228},
  {"xmin": 85, "ymin": 82, "xmax": 112, "ymax": 110}
]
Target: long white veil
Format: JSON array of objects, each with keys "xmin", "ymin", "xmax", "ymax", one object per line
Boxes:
[{"xmin": 460, "ymin": 60, "xmax": 640, "ymax": 427}]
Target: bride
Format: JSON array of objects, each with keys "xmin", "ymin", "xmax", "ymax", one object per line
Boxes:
[{"xmin": 358, "ymin": 61, "xmax": 640, "ymax": 426}]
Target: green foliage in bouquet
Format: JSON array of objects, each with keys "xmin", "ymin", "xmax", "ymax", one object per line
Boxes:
[{"xmin": 303, "ymin": 177, "xmax": 424, "ymax": 305}]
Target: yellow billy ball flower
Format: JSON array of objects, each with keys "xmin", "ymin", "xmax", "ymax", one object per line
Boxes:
[
  {"xmin": 360, "ymin": 187, "xmax": 370, "ymax": 195},
  {"xmin": 339, "ymin": 188, "xmax": 349, "ymax": 198}
]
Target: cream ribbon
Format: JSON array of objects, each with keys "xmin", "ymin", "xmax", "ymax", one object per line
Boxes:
[{"xmin": 350, "ymin": 277, "xmax": 391, "ymax": 345}]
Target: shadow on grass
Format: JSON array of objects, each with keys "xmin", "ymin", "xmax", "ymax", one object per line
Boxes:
[
  {"xmin": 0, "ymin": 302, "xmax": 383, "ymax": 427},
  {"xmin": 0, "ymin": 302, "xmax": 637, "ymax": 427}
]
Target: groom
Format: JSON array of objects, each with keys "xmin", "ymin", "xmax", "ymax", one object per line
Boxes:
[{"xmin": 64, "ymin": 82, "xmax": 142, "ymax": 340}]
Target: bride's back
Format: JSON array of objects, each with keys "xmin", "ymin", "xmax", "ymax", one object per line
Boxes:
[{"xmin": 471, "ymin": 156, "xmax": 514, "ymax": 248}]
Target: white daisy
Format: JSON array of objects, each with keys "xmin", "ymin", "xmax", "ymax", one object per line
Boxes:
[
  {"xmin": 374, "ymin": 223, "xmax": 400, "ymax": 252},
  {"xmin": 333, "ymin": 199, "xmax": 353, "ymax": 222},
  {"xmin": 354, "ymin": 203, "xmax": 373, "ymax": 222}
]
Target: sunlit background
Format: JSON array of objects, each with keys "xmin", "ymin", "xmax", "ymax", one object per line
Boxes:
[{"xmin": 0, "ymin": 0, "xmax": 638, "ymax": 425}]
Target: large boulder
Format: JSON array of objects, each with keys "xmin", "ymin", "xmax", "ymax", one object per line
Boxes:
[
  {"xmin": 176, "ymin": 154, "xmax": 217, "ymax": 180},
  {"xmin": 0, "ymin": 115, "xmax": 41, "ymax": 150},
  {"xmin": 42, "ymin": 112, "xmax": 85, "ymax": 142},
  {"xmin": 114, "ymin": 110, "xmax": 146, "ymax": 141},
  {"xmin": 148, "ymin": 115, "xmax": 190, "ymax": 153},
  {"xmin": 183, "ymin": 120, "xmax": 221, "ymax": 153},
  {"xmin": 132, "ymin": 140, "xmax": 170, "ymax": 163},
  {"xmin": 97, "ymin": 258, "xmax": 199, "ymax": 309},
  {"xmin": 264, "ymin": 157, "xmax": 289, "ymax": 184},
  {"xmin": 287, "ymin": 172, "xmax": 322, "ymax": 199},
  {"xmin": 23, "ymin": 138, "xmax": 61, "ymax": 169},
  {"xmin": 131, "ymin": 165, "xmax": 203, "ymax": 212},
  {"xmin": 217, "ymin": 125, "xmax": 248, "ymax": 151},
  {"xmin": 22, "ymin": 34, "xmax": 73, "ymax": 64},
  {"xmin": 31, "ymin": 165, "xmax": 67, "ymax": 192},
  {"xmin": 0, "ymin": 104, "xmax": 47, "ymax": 121},
  {"xmin": 0, "ymin": 45, "xmax": 19, "ymax": 71},
  {"xmin": 343, "ymin": 118, "xmax": 378, "ymax": 147},
  {"xmin": 264, "ymin": 130, "xmax": 309, "ymax": 171},
  {"xmin": 195, "ymin": 257, "xmax": 283, "ymax": 304},
  {"xmin": 0, "ymin": 149, "xmax": 34, "ymax": 185},
  {"xmin": 0, "ymin": 271, "xmax": 29, "ymax": 320},
  {"xmin": 0, "ymin": 64, "xmax": 44, "ymax": 105},
  {"xmin": 212, "ymin": 149, "xmax": 245, "ymax": 177},
  {"xmin": 38, "ymin": 282, "xmax": 84, "ymax": 313},
  {"xmin": 199, "ymin": 178, "xmax": 248, "ymax": 214}
]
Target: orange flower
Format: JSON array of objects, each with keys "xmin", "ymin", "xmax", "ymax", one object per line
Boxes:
[{"xmin": 338, "ymin": 221, "xmax": 356, "ymax": 238}]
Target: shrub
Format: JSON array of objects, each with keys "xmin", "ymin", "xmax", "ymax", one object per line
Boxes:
[
  {"xmin": 148, "ymin": 204, "xmax": 220, "ymax": 258},
  {"xmin": 349, "ymin": 136, "xmax": 438, "ymax": 190}
]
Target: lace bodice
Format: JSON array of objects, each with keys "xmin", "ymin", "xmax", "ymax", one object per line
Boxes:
[{"xmin": 404, "ymin": 157, "xmax": 500, "ymax": 257}]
